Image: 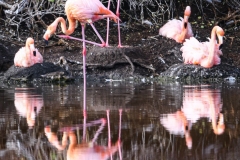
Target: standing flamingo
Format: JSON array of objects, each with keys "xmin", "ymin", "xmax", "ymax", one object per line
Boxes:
[
  {"xmin": 181, "ymin": 26, "xmax": 224, "ymax": 68},
  {"xmin": 159, "ymin": 6, "xmax": 193, "ymax": 43},
  {"xmin": 14, "ymin": 38, "xmax": 43, "ymax": 67},
  {"xmin": 43, "ymin": 0, "xmax": 119, "ymax": 46},
  {"xmin": 43, "ymin": 0, "xmax": 119, "ymax": 110}
]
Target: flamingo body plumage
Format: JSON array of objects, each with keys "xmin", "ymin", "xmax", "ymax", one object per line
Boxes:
[
  {"xmin": 14, "ymin": 38, "xmax": 43, "ymax": 67},
  {"xmin": 159, "ymin": 6, "xmax": 193, "ymax": 43},
  {"xmin": 66, "ymin": 0, "xmax": 118, "ymax": 24},
  {"xmin": 181, "ymin": 26, "xmax": 224, "ymax": 68},
  {"xmin": 43, "ymin": 0, "xmax": 119, "ymax": 43}
]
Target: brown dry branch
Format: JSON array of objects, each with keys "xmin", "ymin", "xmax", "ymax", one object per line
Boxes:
[
  {"xmin": 1, "ymin": 0, "xmax": 240, "ymax": 41},
  {"xmin": 0, "ymin": 0, "xmax": 66, "ymax": 40}
]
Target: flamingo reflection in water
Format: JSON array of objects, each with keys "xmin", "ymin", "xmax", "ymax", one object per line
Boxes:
[
  {"xmin": 45, "ymin": 109, "xmax": 122, "ymax": 160},
  {"xmin": 14, "ymin": 88, "xmax": 43, "ymax": 128},
  {"xmin": 160, "ymin": 87, "xmax": 225, "ymax": 149}
]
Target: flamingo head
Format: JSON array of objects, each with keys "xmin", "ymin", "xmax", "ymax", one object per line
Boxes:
[
  {"xmin": 27, "ymin": 38, "xmax": 36, "ymax": 56},
  {"xmin": 216, "ymin": 26, "xmax": 225, "ymax": 49},
  {"xmin": 184, "ymin": 6, "xmax": 191, "ymax": 17},
  {"xmin": 185, "ymin": 131, "xmax": 192, "ymax": 149},
  {"xmin": 214, "ymin": 113, "xmax": 225, "ymax": 135},
  {"xmin": 43, "ymin": 26, "xmax": 55, "ymax": 45}
]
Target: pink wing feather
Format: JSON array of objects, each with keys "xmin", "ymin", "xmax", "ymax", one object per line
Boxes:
[
  {"xmin": 31, "ymin": 49, "xmax": 43, "ymax": 64},
  {"xmin": 14, "ymin": 47, "xmax": 33, "ymax": 67},
  {"xmin": 181, "ymin": 37, "xmax": 222, "ymax": 66},
  {"xmin": 159, "ymin": 17, "xmax": 193, "ymax": 42},
  {"xmin": 66, "ymin": 0, "xmax": 116, "ymax": 23}
]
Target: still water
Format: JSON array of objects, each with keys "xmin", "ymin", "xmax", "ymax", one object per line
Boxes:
[{"xmin": 0, "ymin": 81, "xmax": 239, "ymax": 160}]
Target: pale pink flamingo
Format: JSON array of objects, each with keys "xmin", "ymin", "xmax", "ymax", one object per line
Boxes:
[
  {"xmin": 159, "ymin": 6, "xmax": 193, "ymax": 43},
  {"xmin": 43, "ymin": 0, "xmax": 119, "ymax": 111},
  {"xmin": 181, "ymin": 26, "xmax": 224, "ymax": 68},
  {"xmin": 14, "ymin": 88, "xmax": 43, "ymax": 127},
  {"xmin": 14, "ymin": 38, "xmax": 43, "ymax": 67},
  {"xmin": 160, "ymin": 87, "xmax": 225, "ymax": 149}
]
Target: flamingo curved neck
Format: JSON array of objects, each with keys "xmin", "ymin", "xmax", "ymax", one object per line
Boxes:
[
  {"xmin": 207, "ymin": 27, "xmax": 218, "ymax": 67},
  {"xmin": 25, "ymin": 44, "xmax": 32, "ymax": 62},
  {"xmin": 54, "ymin": 17, "xmax": 76, "ymax": 35},
  {"xmin": 177, "ymin": 16, "xmax": 189, "ymax": 43}
]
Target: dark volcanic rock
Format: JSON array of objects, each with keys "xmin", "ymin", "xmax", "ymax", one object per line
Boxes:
[
  {"xmin": 0, "ymin": 43, "xmax": 14, "ymax": 71},
  {"xmin": 4, "ymin": 62, "xmax": 70, "ymax": 82},
  {"xmin": 160, "ymin": 63, "xmax": 240, "ymax": 81},
  {"xmin": 86, "ymin": 46, "xmax": 155, "ymax": 78}
]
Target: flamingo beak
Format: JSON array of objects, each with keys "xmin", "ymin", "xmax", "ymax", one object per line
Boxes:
[
  {"xmin": 30, "ymin": 44, "xmax": 36, "ymax": 56},
  {"xmin": 218, "ymin": 36, "xmax": 224, "ymax": 50},
  {"xmin": 44, "ymin": 39, "xmax": 48, "ymax": 46},
  {"xmin": 218, "ymin": 36, "xmax": 223, "ymax": 45},
  {"xmin": 184, "ymin": 22, "xmax": 188, "ymax": 29},
  {"xmin": 43, "ymin": 30, "xmax": 51, "ymax": 46}
]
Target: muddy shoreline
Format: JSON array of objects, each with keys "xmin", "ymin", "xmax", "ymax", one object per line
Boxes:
[{"xmin": 1, "ymin": 4, "xmax": 240, "ymax": 84}]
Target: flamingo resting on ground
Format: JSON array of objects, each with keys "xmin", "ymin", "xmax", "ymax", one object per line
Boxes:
[
  {"xmin": 14, "ymin": 37, "xmax": 43, "ymax": 67},
  {"xmin": 181, "ymin": 26, "xmax": 224, "ymax": 68},
  {"xmin": 159, "ymin": 6, "xmax": 193, "ymax": 43}
]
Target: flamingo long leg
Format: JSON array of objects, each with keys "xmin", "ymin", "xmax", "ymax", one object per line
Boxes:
[
  {"xmin": 116, "ymin": 0, "xmax": 122, "ymax": 47},
  {"xmin": 91, "ymin": 118, "xmax": 106, "ymax": 143},
  {"xmin": 106, "ymin": 0, "xmax": 111, "ymax": 47},
  {"xmin": 106, "ymin": 0, "xmax": 122, "ymax": 47},
  {"xmin": 118, "ymin": 109, "xmax": 122, "ymax": 160},
  {"xmin": 89, "ymin": 23, "xmax": 106, "ymax": 47},
  {"xmin": 59, "ymin": 23, "xmax": 106, "ymax": 47},
  {"xmin": 106, "ymin": 110, "xmax": 113, "ymax": 160},
  {"xmin": 107, "ymin": 110, "xmax": 111, "ymax": 147},
  {"xmin": 57, "ymin": 35, "xmax": 105, "ymax": 47},
  {"xmin": 82, "ymin": 23, "xmax": 87, "ymax": 142}
]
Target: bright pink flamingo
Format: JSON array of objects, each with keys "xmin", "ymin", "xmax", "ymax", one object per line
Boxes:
[
  {"xmin": 14, "ymin": 38, "xmax": 43, "ymax": 67},
  {"xmin": 181, "ymin": 26, "xmax": 224, "ymax": 68},
  {"xmin": 106, "ymin": 0, "xmax": 122, "ymax": 47},
  {"xmin": 159, "ymin": 6, "xmax": 193, "ymax": 43},
  {"xmin": 43, "ymin": 0, "xmax": 119, "ymax": 46},
  {"xmin": 43, "ymin": 0, "xmax": 119, "ymax": 110}
]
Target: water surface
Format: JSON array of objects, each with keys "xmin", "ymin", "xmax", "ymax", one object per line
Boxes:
[{"xmin": 0, "ymin": 81, "xmax": 239, "ymax": 159}]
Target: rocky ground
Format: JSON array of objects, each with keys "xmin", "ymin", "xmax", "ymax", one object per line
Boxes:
[{"xmin": 1, "ymin": 3, "xmax": 240, "ymax": 83}]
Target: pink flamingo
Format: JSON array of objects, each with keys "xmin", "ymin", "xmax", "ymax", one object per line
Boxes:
[
  {"xmin": 181, "ymin": 26, "xmax": 224, "ymax": 68},
  {"xmin": 159, "ymin": 6, "xmax": 193, "ymax": 43},
  {"xmin": 43, "ymin": 0, "xmax": 119, "ymax": 47},
  {"xmin": 43, "ymin": 0, "xmax": 119, "ymax": 110},
  {"xmin": 14, "ymin": 38, "xmax": 43, "ymax": 67}
]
